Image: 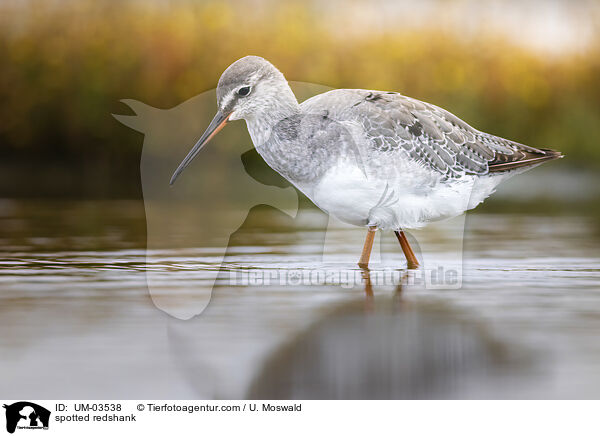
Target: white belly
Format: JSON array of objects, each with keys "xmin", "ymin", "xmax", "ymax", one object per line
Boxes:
[
  {"xmin": 303, "ymin": 161, "xmax": 508, "ymax": 230},
  {"xmin": 308, "ymin": 164, "xmax": 383, "ymax": 226}
]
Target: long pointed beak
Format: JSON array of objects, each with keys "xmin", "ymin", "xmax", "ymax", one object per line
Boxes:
[{"xmin": 169, "ymin": 111, "xmax": 231, "ymax": 185}]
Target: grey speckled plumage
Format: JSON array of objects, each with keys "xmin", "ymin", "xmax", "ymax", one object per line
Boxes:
[{"xmin": 300, "ymin": 89, "xmax": 561, "ymax": 178}]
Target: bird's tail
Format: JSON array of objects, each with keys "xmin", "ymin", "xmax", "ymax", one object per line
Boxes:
[{"xmin": 488, "ymin": 148, "xmax": 563, "ymax": 173}]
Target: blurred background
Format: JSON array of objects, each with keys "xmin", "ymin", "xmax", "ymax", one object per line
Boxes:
[
  {"xmin": 1, "ymin": 0, "xmax": 600, "ymax": 399},
  {"xmin": 0, "ymin": 0, "xmax": 599, "ymax": 199}
]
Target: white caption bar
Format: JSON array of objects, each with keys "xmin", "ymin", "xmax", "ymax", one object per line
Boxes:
[{"xmin": 1, "ymin": 400, "xmax": 598, "ymax": 435}]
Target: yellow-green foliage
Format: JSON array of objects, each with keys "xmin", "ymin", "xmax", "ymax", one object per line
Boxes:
[{"xmin": 1, "ymin": 0, "xmax": 599, "ymax": 164}]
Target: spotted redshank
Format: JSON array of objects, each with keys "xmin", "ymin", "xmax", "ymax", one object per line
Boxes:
[{"xmin": 170, "ymin": 56, "xmax": 562, "ymax": 268}]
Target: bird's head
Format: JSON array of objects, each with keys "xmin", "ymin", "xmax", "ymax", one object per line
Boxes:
[
  {"xmin": 170, "ymin": 56, "xmax": 293, "ymax": 185},
  {"xmin": 217, "ymin": 55, "xmax": 290, "ymax": 121}
]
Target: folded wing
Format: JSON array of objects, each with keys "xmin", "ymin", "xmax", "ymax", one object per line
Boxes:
[{"xmin": 302, "ymin": 89, "xmax": 562, "ymax": 177}]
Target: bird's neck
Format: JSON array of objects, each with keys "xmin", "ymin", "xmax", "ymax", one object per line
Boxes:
[{"xmin": 245, "ymin": 85, "xmax": 300, "ymax": 147}]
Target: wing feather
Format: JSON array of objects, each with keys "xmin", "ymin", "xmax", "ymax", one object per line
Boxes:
[{"xmin": 301, "ymin": 89, "xmax": 562, "ymax": 177}]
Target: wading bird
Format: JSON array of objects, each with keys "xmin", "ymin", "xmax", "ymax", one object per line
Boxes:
[{"xmin": 170, "ymin": 56, "xmax": 562, "ymax": 268}]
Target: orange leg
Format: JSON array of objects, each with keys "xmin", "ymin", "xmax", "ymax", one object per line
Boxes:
[
  {"xmin": 358, "ymin": 226, "xmax": 377, "ymax": 268},
  {"xmin": 394, "ymin": 230, "xmax": 420, "ymax": 269}
]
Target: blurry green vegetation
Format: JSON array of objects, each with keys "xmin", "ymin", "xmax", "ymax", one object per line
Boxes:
[{"xmin": 0, "ymin": 0, "xmax": 599, "ymax": 197}]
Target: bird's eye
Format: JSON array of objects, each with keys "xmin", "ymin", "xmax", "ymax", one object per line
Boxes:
[{"xmin": 237, "ymin": 86, "xmax": 251, "ymax": 97}]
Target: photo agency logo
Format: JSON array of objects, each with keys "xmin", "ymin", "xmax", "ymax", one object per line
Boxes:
[
  {"xmin": 3, "ymin": 402, "xmax": 50, "ymax": 434},
  {"xmin": 114, "ymin": 79, "xmax": 467, "ymax": 320}
]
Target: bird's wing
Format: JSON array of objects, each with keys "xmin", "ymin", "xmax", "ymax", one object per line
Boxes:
[{"xmin": 301, "ymin": 89, "xmax": 561, "ymax": 177}]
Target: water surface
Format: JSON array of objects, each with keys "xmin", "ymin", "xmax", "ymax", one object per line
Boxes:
[{"xmin": 1, "ymin": 199, "xmax": 599, "ymax": 398}]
